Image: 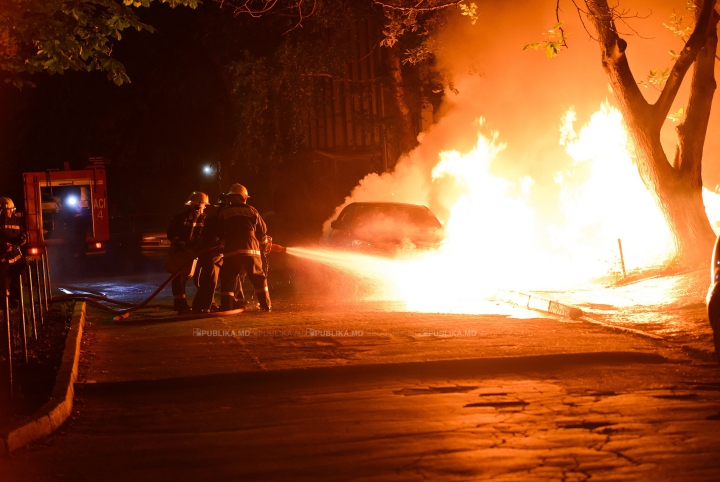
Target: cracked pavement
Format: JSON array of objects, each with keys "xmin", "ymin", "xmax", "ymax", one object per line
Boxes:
[{"xmin": 0, "ymin": 271, "xmax": 719, "ymax": 481}]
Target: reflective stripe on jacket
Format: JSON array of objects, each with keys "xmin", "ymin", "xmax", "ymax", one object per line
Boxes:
[
  {"xmin": 167, "ymin": 209, "xmax": 206, "ymax": 249},
  {"xmin": 218, "ymin": 203, "xmax": 267, "ymax": 256},
  {"xmin": 0, "ymin": 213, "xmax": 27, "ymax": 264}
]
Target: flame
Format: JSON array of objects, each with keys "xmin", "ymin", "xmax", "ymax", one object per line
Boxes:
[
  {"xmin": 551, "ymin": 102, "xmax": 674, "ymax": 275},
  {"xmin": 299, "ymin": 101, "xmax": 720, "ymax": 314}
]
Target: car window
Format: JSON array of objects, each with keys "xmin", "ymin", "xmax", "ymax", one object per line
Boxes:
[
  {"xmin": 336, "ymin": 204, "xmax": 355, "ymax": 224},
  {"xmin": 353, "ymin": 205, "xmax": 441, "ymax": 228},
  {"xmin": 406, "ymin": 206, "xmax": 443, "ymax": 228},
  {"xmin": 350, "ymin": 204, "xmax": 442, "ymax": 243}
]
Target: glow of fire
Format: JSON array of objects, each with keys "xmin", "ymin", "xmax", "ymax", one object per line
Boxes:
[
  {"xmin": 295, "ymin": 102, "xmax": 720, "ymax": 314},
  {"xmin": 551, "ymin": 102, "xmax": 674, "ymax": 275}
]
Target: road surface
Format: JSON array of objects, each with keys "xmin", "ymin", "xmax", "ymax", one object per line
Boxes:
[{"xmin": 1, "ymin": 269, "xmax": 719, "ymax": 481}]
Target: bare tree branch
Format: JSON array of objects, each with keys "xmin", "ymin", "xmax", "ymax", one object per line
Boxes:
[
  {"xmin": 654, "ymin": 0, "xmax": 717, "ymax": 120},
  {"xmin": 283, "ymin": 0, "xmax": 318, "ymax": 34},
  {"xmin": 567, "ymin": 0, "xmax": 598, "ymax": 41},
  {"xmin": 674, "ymin": 8, "xmax": 719, "ymax": 180},
  {"xmin": 555, "ymin": 0, "xmax": 569, "ymax": 48},
  {"xmin": 219, "ymin": 0, "xmax": 280, "ymax": 18},
  {"xmin": 372, "ymin": 0, "xmax": 463, "ymax": 13}
]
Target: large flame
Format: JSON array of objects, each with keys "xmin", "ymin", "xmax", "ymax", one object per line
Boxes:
[
  {"xmin": 302, "ymin": 101, "xmax": 720, "ymax": 314},
  {"xmin": 551, "ymin": 102, "xmax": 674, "ymax": 275}
]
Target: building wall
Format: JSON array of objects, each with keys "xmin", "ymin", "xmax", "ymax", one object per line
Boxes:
[{"xmin": 302, "ymin": 21, "xmax": 425, "ymax": 173}]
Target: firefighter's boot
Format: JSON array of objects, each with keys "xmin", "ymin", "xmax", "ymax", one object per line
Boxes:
[
  {"xmin": 220, "ymin": 293, "xmax": 235, "ymax": 312},
  {"xmin": 255, "ymin": 287, "xmax": 271, "ymax": 312},
  {"xmin": 173, "ymin": 295, "xmax": 190, "ymax": 314}
]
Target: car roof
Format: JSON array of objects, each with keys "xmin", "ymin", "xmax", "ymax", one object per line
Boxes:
[{"xmin": 348, "ymin": 202, "xmax": 430, "ymax": 209}]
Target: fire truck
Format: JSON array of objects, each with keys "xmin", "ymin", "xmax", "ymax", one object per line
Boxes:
[{"xmin": 22, "ymin": 158, "xmax": 110, "ymax": 261}]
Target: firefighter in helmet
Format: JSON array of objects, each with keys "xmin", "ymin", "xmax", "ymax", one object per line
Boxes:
[
  {"xmin": 191, "ymin": 194, "xmax": 225, "ymax": 313},
  {"xmin": 167, "ymin": 191, "xmax": 209, "ymax": 314},
  {"xmin": 0, "ymin": 197, "xmax": 27, "ymax": 306},
  {"xmin": 192, "ymin": 191, "xmax": 249, "ymax": 313},
  {"xmin": 217, "ymin": 184, "xmax": 271, "ymax": 311}
]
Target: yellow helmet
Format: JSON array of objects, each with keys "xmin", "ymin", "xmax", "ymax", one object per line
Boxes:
[
  {"xmin": 185, "ymin": 191, "xmax": 209, "ymax": 206},
  {"xmin": 0, "ymin": 197, "xmax": 15, "ymax": 210},
  {"xmin": 226, "ymin": 183, "xmax": 249, "ymax": 198},
  {"xmin": 225, "ymin": 183, "xmax": 249, "ymax": 203}
]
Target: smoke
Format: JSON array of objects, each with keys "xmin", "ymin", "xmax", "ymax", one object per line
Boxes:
[
  {"xmin": 322, "ymin": 0, "xmax": 606, "ymax": 236},
  {"xmin": 322, "ymin": 0, "xmax": 720, "ymax": 239}
]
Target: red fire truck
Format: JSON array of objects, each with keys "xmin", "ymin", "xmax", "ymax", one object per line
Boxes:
[{"xmin": 22, "ymin": 158, "xmax": 110, "ymax": 259}]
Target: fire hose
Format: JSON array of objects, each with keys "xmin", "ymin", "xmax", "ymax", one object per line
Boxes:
[{"xmin": 51, "ymin": 242, "xmax": 287, "ymax": 323}]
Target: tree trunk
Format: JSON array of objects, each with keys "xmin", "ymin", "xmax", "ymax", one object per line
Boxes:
[
  {"xmin": 586, "ymin": 0, "xmax": 719, "ymax": 269},
  {"xmin": 384, "ymin": 43, "xmax": 417, "ymax": 155}
]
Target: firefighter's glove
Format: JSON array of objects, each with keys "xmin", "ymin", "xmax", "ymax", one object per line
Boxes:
[{"xmin": 262, "ymin": 235, "xmax": 273, "ymax": 256}]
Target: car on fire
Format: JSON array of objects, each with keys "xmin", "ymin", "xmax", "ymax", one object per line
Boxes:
[{"xmin": 328, "ymin": 202, "xmax": 446, "ymax": 254}]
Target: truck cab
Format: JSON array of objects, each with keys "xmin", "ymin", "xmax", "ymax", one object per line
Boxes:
[{"xmin": 23, "ymin": 159, "xmax": 110, "ymax": 263}]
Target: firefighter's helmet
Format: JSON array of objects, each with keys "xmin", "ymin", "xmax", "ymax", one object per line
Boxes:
[
  {"xmin": 226, "ymin": 183, "xmax": 249, "ymax": 203},
  {"xmin": 0, "ymin": 197, "xmax": 15, "ymax": 211},
  {"xmin": 185, "ymin": 191, "xmax": 209, "ymax": 206}
]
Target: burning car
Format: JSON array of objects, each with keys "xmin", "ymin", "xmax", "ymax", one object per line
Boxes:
[{"xmin": 329, "ymin": 202, "xmax": 445, "ymax": 254}]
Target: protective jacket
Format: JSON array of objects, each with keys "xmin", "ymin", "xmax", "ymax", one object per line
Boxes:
[
  {"xmin": 167, "ymin": 209, "xmax": 206, "ymax": 250},
  {"xmin": 0, "ymin": 212, "xmax": 27, "ymax": 264},
  {"xmin": 218, "ymin": 203, "xmax": 268, "ymax": 257},
  {"xmin": 217, "ymin": 201, "xmax": 271, "ymax": 311}
]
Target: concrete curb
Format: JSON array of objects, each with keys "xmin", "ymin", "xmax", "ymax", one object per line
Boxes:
[
  {"xmin": 0, "ymin": 301, "xmax": 86, "ymax": 456},
  {"xmin": 495, "ymin": 290, "xmax": 584, "ymax": 320},
  {"xmin": 496, "ymin": 290, "xmax": 670, "ymax": 342},
  {"xmin": 579, "ymin": 315, "xmax": 666, "ymax": 341}
]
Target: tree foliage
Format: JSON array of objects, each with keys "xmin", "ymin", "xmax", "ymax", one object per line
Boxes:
[
  {"xmin": 0, "ymin": 0, "xmax": 474, "ymax": 171},
  {"xmin": 210, "ymin": 0, "xmax": 361, "ymax": 167},
  {"xmin": 0, "ymin": 0, "xmax": 199, "ymax": 87},
  {"xmin": 215, "ymin": 0, "xmax": 473, "ymax": 166},
  {"xmin": 522, "ymin": 22, "xmax": 568, "ymax": 59},
  {"xmin": 375, "ymin": 0, "xmax": 477, "ymax": 65}
]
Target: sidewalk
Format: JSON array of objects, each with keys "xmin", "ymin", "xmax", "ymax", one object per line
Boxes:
[{"xmin": 536, "ymin": 268, "xmax": 716, "ymax": 359}]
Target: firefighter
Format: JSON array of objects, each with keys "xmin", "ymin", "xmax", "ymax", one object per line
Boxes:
[
  {"xmin": 217, "ymin": 184, "xmax": 271, "ymax": 311},
  {"xmin": 191, "ymin": 195, "xmax": 225, "ymax": 313},
  {"xmin": 193, "ymin": 192, "xmax": 255, "ymax": 314},
  {"xmin": 0, "ymin": 197, "xmax": 27, "ymax": 307},
  {"xmin": 167, "ymin": 191, "xmax": 209, "ymax": 314}
]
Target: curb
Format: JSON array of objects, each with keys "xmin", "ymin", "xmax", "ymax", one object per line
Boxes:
[
  {"xmin": 495, "ymin": 290, "xmax": 584, "ymax": 320},
  {"xmin": 579, "ymin": 315, "xmax": 666, "ymax": 341},
  {"xmin": 496, "ymin": 290, "xmax": 670, "ymax": 342},
  {"xmin": 0, "ymin": 301, "xmax": 86, "ymax": 456}
]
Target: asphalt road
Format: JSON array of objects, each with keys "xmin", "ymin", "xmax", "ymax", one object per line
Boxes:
[{"xmin": 1, "ymin": 272, "xmax": 719, "ymax": 481}]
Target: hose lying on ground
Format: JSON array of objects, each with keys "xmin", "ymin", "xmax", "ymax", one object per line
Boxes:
[
  {"xmin": 51, "ymin": 245, "xmax": 248, "ymax": 322},
  {"xmin": 50, "ymin": 246, "xmax": 215, "ymax": 321}
]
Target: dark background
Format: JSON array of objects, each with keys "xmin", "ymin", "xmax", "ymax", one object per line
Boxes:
[{"xmin": 0, "ymin": 3, "xmax": 369, "ymax": 247}]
